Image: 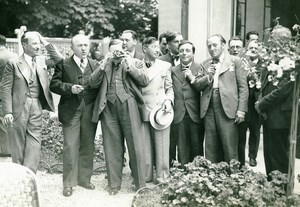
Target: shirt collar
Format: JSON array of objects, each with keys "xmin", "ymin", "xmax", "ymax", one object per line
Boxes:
[
  {"xmin": 182, "ymin": 61, "xmax": 192, "ymax": 69},
  {"xmin": 24, "ymin": 53, "xmax": 34, "ymax": 66},
  {"xmin": 73, "ymin": 55, "xmax": 87, "ymax": 67}
]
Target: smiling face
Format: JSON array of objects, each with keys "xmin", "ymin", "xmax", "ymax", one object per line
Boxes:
[
  {"xmin": 71, "ymin": 34, "xmax": 90, "ymax": 59},
  {"xmin": 179, "ymin": 43, "xmax": 194, "ymax": 65},
  {"xmin": 22, "ymin": 32, "xmax": 41, "ymax": 57},
  {"xmin": 207, "ymin": 36, "xmax": 224, "ymax": 59}
]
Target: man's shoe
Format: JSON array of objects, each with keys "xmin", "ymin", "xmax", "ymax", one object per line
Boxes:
[
  {"xmin": 249, "ymin": 158, "xmax": 257, "ymax": 167},
  {"xmin": 108, "ymin": 187, "xmax": 120, "ymax": 195},
  {"xmin": 78, "ymin": 182, "xmax": 95, "ymax": 190},
  {"xmin": 63, "ymin": 187, "xmax": 73, "ymax": 197}
]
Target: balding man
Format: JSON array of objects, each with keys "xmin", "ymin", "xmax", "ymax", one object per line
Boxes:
[
  {"xmin": 184, "ymin": 34, "xmax": 248, "ymax": 163},
  {"xmin": 1, "ymin": 31, "xmax": 62, "ymax": 172},
  {"xmin": 50, "ymin": 34, "xmax": 100, "ymax": 197}
]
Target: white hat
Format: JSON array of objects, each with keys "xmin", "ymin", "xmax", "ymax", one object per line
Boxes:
[{"xmin": 149, "ymin": 106, "xmax": 174, "ymax": 130}]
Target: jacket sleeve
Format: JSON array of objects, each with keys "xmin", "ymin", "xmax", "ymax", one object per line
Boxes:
[
  {"xmin": 258, "ymin": 78, "xmax": 294, "ymax": 112},
  {"xmin": 235, "ymin": 57, "xmax": 249, "ymax": 113},
  {"xmin": 89, "ymin": 61, "xmax": 106, "ymax": 88},
  {"xmin": 49, "ymin": 61, "xmax": 73, "ymax": 97},
  {"xmin": 0, "ymin": 60, "xmax": 14, "ymax": 115},
  {"xmin": 45, "ymin": 44, "xmax": 64, "ymax": 67},
  {"xmin": 127, "ymin": 59, "xmax": 150, "ymax": 87},
  {"xmin": 192, "ymin": 64, "xmax": 213, "ymax": 91},
  {"xmin": 164, "ymin": 65, "xmax": 174, "ymax": 104}
]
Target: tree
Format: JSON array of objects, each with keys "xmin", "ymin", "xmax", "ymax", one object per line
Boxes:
[{"xmin": 0, "ymin": 0, "xmax": 158, "ymax": 39}]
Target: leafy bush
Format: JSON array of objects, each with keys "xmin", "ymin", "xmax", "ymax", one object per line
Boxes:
[
  {"xmin": 161, "ymin": 156, "xmax": 300, "ymax": 207},
  {"xmin": 40, "ymin": 111, "xmax": 105, "ymax": 172}
]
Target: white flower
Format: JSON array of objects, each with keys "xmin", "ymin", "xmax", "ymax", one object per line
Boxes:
[
  {"xmin": 292, "ymin": 24, "xmax": 300, "ymax": 31},
  {"xmin": 290, "ymin": 73, "xmax": 296, "ymax": 81},
  {"xmin": 276, "ymin": 68, "xmax": 283, "ymax": 78},
  {"xmin": 256, "ymin": 81, "xmax": 261, "ymax": 89},
  {"xmin": 268, "ymin": 75, "xmax": 273, "ymax": 82},
  {"xmin": 273, "ymin": 79, "xmax": 279, "ymax": 86},
  {"xmin": 249, "ymin": 80, "xmax": 255, "ymax": 88},
  {"xmin": 267, "ymin": 63, "xmax": 281, "ymax": 72},
  {"xmin": 279, "ymin": 57, "xmax": 295, "ymax": 71}
]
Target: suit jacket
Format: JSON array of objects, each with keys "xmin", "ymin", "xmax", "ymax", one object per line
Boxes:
[
  {"xmin": 158, "ymin": 52, "xmax": 175, "ymax": 66},
  {"xmin": 0, "ymin": 44, "xmax": 61, "ymax": 118},
  {"xmin": 50, "ymin": 56, "xmax": 100, "ymax": 124},
  {"xmin": 257, "ymin": 67, "xmax": 294, "ymax": 129},
  {"xmin": 172, "ymin": 62, "xmax": 202, "ymax": 124},
  {"xmin": 193, "ymin": 52, "xmax": 249, "ymax": 119},
  {"xmin": 89, "ymin": 58, "xmax": 149, "ymax": 123},
  {"xmin": 139, "ymin": 59, "xmax": 174, "ymax": 121}
]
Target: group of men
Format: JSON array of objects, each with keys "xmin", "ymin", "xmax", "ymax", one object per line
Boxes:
[{"xmin": 0, "ymin": 26, "xmax": 294, "ymax": 197}]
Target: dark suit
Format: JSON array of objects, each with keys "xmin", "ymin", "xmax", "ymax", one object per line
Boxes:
[
  {"xmin": 50, "ymin": 56, "xmax": 99, "ymax": 187},
  {"xmin": 193, "ymin": 52, "xmax": 248, "ymax": 163},
  {"xmin": 1, "ymin": 44, "xmax": 60, "ymax": 173},
  {"xmin": 238, "ymin": 58, "xmax": 262, "ymax": 166},
  {"xmin": 257, "ymin": 67, "xmax": 294, "ymax": 177},
  {"xmin": 0, "ymin": 47, "xmax": 17, "ymax": 155},
  {"xmin": 90, "ymin": 58, "xmax": 149, "ymax": 190},
  {"xmin": 171, "ymin": 62, "xmax": 205, "ymax": 165}
]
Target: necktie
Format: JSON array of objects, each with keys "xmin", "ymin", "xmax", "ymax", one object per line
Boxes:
[
  {"xmin": 30, "ymin": 57, "xmax": 36, "ymax": 83},
  {"xmin": 182, "ymin": 64, "xmax": 189, "ymax": 71},
  {"xmin": 212, "ymin": 58, "xmax": 220, "ymax": 64},
  {"xmin": 145, "ymin": 61, "xmax": 152, "ymax": 68},
  {"xmin": 80, "ymin": 59, "xmax": 86, "ymax": 72}
]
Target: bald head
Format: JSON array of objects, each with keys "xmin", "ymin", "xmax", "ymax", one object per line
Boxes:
[{"xmin": 71, "ymin": 34, "xmax": 90, "ymax": 59}]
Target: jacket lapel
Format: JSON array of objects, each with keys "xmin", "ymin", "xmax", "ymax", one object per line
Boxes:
[
  {"xmin": 35, "ymin": 56, "xmax": 48, "ymax": 88},
  {"xmin": 173, "ymin": 64, "xmax": 186, "ymax": 84},
  {"xmin": 17, "ymin": 55, "xmax": 31, "ymax": 84},
  {"xmin": 219, "ymin": 53, "xmax": 232, "ymax": 75},
  {"xmin": 63, "ymin": 56, "xmax": 79, "ymax": 84}
]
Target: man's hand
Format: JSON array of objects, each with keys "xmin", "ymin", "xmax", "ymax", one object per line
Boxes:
[
  {"xmin": 234, "ymin": 111, "xmax": 245, "ymax": 124},
  {"xmin": 182, "ymin": 69, "xmax": 195, "ymax": 83},
  {"xmin": 208, "ymin": 64, "xmax": 216, "ymax": 80},
  {"xmin": 34, "ymin": 31, "xmax": 49, "ymax": 46},
  {"xmin": 3, "ymin": 114, "xmax": 14, "ymax": 128},
  {"xmin": 162, "ymin": 100, "xmax": 172, "ymax": 113},
  {"xmin": 71, "ymin": 85, "xmax": 84, "ymax": 94}
]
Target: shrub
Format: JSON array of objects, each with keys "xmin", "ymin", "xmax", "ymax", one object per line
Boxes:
[
  {"xmin": 40, "ymin": 111, "xmax": 105, "ymax": 172},
  {"xmin": 161, "ymin": 156, "xmax": 300, "ymax": 207}
]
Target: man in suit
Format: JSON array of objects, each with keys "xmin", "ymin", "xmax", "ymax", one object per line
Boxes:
[
  {"xmin": 185, "ymin": 34, "xmax": 248, "ymax": 163},
  {"xmin": 255, "ymin": 26, "xmax": 293, "ymax": 179},
  {"xmin": 158, "ymin": 31, "xmax": 183, "ymax": 165},
  {"xmin": 158, "ymin": 31, "xmax": 183, "ymax": 67},
  {"xmin": 1, "ymin": 31, "xmax": 62, "ymax": 172},
  {"xmin": 235, "ymin": 40, "xmax": 262, "ymax": 167},
  {"xmin": 120, "ymin": 30, "xmax": 144, "ymax": 60},
  {"xmin": 172, "ymin": 41, "xmax": 205, "ymax": 165},
  {"xmin": 158, "ymin": 32, "xmax": 169, "ymax": 56},
  {"xmin": 138, "ymin": 37, "xmax": 173, "ymax": 183},
  {"xmin": 89, "ymin": 39, "xmax": 149, "ymax": 195},
  {"xmin": 50, "ymin": 34, "xmax": 100, "ymax": 197},
  {"xmin": 228, "ymin": 36, "xmax": 244, "ymax": 57},
  {"xmin": 0, "ymin": 34, "xmax": 18, "ymax": 157}
]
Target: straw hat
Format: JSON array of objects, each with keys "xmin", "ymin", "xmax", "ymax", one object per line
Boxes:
[{"xmin": 149, "ymin": 106, "xmax": 174, "ymax": 130}]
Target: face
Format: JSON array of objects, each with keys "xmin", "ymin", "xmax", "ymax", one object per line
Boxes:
[
  {"xmin": 22, "ymin": 33, "xmax": 41, "ymax": 57},
  {"xmin": 179, "ymin": 43, "xmax": 194, "ymax": 65},
  {"xmin": 159, "ymin": 37, "xmax": 168, "ymax": 54},
  {"xmin": 207, "ymin": 36, "xmax": 224, "ymax": 59},
  {"xmin": 120, "ymin": 32, "xmax": 137, "ymax": 52},
  {"xmin": 229, "ymin": 40, "xmax": 243, "ymax": 56},
  {"xmin": 247, "ymin": 41, "xmax": 259, "ymax": 59},
  {"xmin": 144, "ymin": 41, "xmax": 160, "ymax": 60},
  {"xmin": 71, "ymin": 35, "xmax": 90, "ymax": 59},
  {"xmin": 168, "ymin": 35, "xmax": 183, "ymax": 55}
]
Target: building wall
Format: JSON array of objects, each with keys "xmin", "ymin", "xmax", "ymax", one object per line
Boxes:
[{"xmin": 245, "ymin": 0, "xmax": 265, "ymax": 41}]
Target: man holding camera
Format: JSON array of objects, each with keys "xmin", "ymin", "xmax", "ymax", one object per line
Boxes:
[{"xmin": 90, "ymin": 39, "xmax": 149, "ymax": 195}]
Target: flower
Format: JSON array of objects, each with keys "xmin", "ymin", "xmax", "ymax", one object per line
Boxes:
[
  {"xmin": 279, "ymin": 57, "xmax": 295, "ymax": 71},
  {"xmin": 267, "ymin": 62, "xmax": 281, "ymax": 72}
]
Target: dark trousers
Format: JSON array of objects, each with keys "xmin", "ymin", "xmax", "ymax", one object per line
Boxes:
[
  {"xmin": 62, "ymin": 101, "xmax": 97, "ymax": 187},
  {"xmin": 238, "ymin": 120, "xmax": 261, "ymax": 166},
  {"xmin": 263, "ymin": 127, "xmax": 289, "ymax": 178},
  {"xmin": 204, "ymin": 89, "xmax": 239, "ymax": 163},
  {"xmin": 101, "ymin": 98, "xmax": 146, "ymax": 190},
  {"xmin": 172, "ymin": 114, "xmax": 204, "ymax": 165},
  {"xmin": 8, "ymin": 97, "xmax": 42, "ymax": 173},
  {"xmin": 169, "ymin": 125, "xmax": 178, "ymax": 165}
]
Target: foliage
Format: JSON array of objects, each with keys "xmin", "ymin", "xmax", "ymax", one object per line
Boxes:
[
  {"xmin": 0, "ymin": 0, "xmax": 158, "ymax": 39},
  {"xmin": 40, "ymin": 111, "xmax": 105, "ymax": 172},
  {"xmin": 160, "ymin": 156, "xmax": 300, "ymax": 207}
]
